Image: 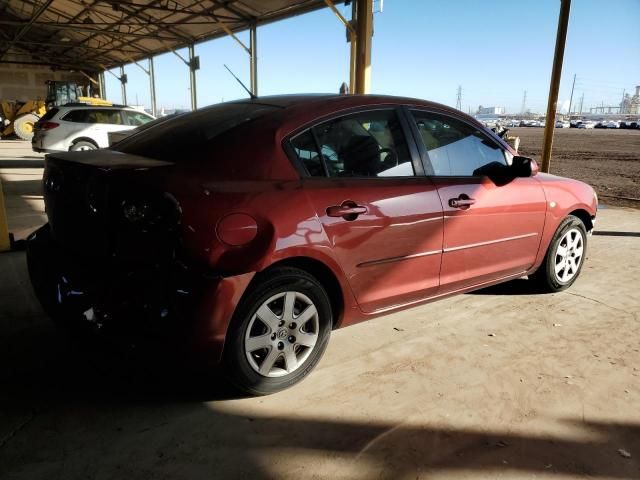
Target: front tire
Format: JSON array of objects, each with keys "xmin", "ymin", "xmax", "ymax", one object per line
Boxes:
[
  {"xmin": 224, "ymin": 267, "xmax": 332, "ymax": 395},
  {"xmin": 530, "ymin": 215, "xmax": 587, "ymax": 292}
]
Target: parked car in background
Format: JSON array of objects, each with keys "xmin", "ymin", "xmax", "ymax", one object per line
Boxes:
[
  {"xmin": 32, "ymin": 105, "xmax": 154, "ymax": 153},
  {"xmin": 578, "ymin": 121, "xmax": 596, "ymax": 129},
  {"xmin": 27, "ymin": 94, "xmax": 597, "ymax": 395},
  {"xmin": 107, "ymin": 113, "xmax": 181, "ymax": 146},
  {"xmin": 555, "ymin": 121, "xmax": 570, "ymax": 128}
]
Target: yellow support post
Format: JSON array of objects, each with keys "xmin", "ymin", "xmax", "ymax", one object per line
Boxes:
[
  {"xmin": 541, "ymin": 0, "xmax": 572, "ymax": 173},
  {"xmin": 0, "ymin": 181, "xmax": 10, "ymax": 252},
  {"xmin": 354, "ymin": 0, "xmax": 373, "ymax": 94}
]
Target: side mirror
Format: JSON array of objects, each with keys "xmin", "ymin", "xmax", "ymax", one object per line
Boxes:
[{"xmin": 511, "ymin": 156, "xmax": 538, "ymax": 177}]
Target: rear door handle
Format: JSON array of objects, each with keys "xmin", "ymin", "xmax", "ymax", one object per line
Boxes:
[
  {"xmin": 449, "ymin": 195, "xmax": 476, "ymax": 209},
  {"xmin": 326, "ymin": 201, "xmax": 367, "ymax": 220}
]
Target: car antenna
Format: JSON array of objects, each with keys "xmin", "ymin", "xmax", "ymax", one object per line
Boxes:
[{"xmin": 224, "ymin": 64, "xmax": 256, "ymax": 100}]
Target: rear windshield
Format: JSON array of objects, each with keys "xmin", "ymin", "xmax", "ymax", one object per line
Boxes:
[
  {"xmin": 39, "ymin": 108, "xmax": 59, "ymax": 122},
  {"xmin": 112, "ymin": 102, "xmax": 278, "ymax": 161}
]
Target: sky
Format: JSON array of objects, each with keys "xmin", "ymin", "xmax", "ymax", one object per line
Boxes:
[{"xmin": 104, "ymin": 0, "xmax": 640, "ymax": 115}]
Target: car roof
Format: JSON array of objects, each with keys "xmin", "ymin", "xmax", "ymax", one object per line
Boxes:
[
  {"xmin": 56, "ymin": 104, "xmax": 140, "ymax": 111},
  {"xmin": 227, "ymin": 93, "xmax": 462, "ymax": 115},
  {"xmin": 219, "ymin": 94, "xmax": 486, "ymax": 139}
]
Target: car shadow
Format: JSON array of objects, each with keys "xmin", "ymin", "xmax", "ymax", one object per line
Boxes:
[
  {"xmin": 1, "ymin": 325, "xmax": 639, "ymax": 479},
  {"xmin": 466, "ymin": 277, "xmax": 546, "ymax": 296}
]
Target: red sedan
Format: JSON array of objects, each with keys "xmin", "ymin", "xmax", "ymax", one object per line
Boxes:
[{"xmin": 27, "ymin": 95, "xmax": 597, "ymax": 394}]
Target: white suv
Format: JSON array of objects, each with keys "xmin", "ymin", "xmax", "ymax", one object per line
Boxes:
[{"xmin": 32, "ymin": 105, "xmax": 154, "ymax": 152}]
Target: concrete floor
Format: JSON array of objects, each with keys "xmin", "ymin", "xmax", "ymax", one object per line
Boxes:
[{"xmin": 1, "ymin": 141, "xmax": 639, "ymax": 479}]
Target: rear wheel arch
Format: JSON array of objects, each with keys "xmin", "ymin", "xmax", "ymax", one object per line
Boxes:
[
  {"xmin": 251, "ymin": 257, "xmax": 345, "ymax": 329},
  {"xmin": 70, "ymin": 137, "xmax": 98, "ymax": 149}
]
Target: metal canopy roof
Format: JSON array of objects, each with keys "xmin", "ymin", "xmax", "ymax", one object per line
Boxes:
[{"xmin": 0, "ymin": 0, "xmax": 344, "ymax": 72}]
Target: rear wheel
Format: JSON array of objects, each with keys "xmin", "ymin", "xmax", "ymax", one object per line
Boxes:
[
  {"xmin": 70, "ymin": 140, "xmax": 97, "ymax": 151},
  {"xmin": 530, "ymin": 215, "xmax": 587, "ymax": 292},
  {"xmin": 13, "ymin": 113, "xmax": 39, "ymax": 141},
  {"xmin": 224, "ymin": 267, "xmax": 332, "ymax": 395}
]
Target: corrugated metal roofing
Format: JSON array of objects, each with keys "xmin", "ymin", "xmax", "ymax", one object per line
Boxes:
[{"xmin": 0, "ymin": 0, "xmax": 344, "ymax": 71}]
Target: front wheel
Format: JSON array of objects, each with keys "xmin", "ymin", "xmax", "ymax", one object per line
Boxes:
[
  {"xmin": 224, "ymin": 267, "xmax": 332, "ymax": 395},
  {"xmin": 530, "ymin": 215, "xmax": 587, "ymax": 292}
]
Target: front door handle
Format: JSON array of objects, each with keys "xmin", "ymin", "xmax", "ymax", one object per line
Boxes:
[
  {"xmin": 449, "ymin": 195, "xmax": 476, "ymax": 209},
  {"xmin": 326, "ymin": 201, "xmax": 367, "ymax": 220}
]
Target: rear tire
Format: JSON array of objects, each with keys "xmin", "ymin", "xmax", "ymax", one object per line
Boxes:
[
  {"xmin": 530, "ymin": 215, "xmax": 587, "ymax": 292},
  {"xmin": 224, "ymin": 267, "xmax": 332, "ymax": 396},
  {"xmin": 70, "ymin": 140, "xmax": 98, "ymax": 151}
]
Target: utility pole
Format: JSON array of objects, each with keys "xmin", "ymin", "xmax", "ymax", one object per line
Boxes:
[
  {"xmin": 456, "ymin": 85, "xmax": 462, "ymax": 110},
  {"xmin": 521, "ymin": 90, "xmax": 527, "ymax": 114},
  {"xmin": 578, "ymin": 93, "xmax": 584, "ymax": 113},
  {"xmin": 540, "ymin": 0, "xmax": 571, "ymax": 174},
  {"xmin": 620, "ymin": 89, "xmax": 626, "ymax": 113},
  {"xmin": 568, "ymin": 73, "xmax": 576, "ymax": 115}
]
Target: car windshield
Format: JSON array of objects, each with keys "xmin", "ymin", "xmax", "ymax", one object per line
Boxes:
[{"xmin": 112, "ymin": 102, "xmax": 278, "ymax": 161}]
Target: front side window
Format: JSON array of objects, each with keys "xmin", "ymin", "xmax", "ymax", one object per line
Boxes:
[
  {"xmin": 310, "ymin": 110, "xmax": 414, "ymax": 178},
  {"xmin": 411, "ymin": 111, "xmax": 507, "ymax": 176},
  {"xmin": 83, "ymin": 109, "xmax": 123, "ymax": 125}
]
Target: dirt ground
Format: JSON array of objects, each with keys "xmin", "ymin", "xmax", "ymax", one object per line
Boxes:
[
  {"xmin": 1, "ymin": 208, "xmax": 639, "ymax": 480},
  {"xmin": 513, "ymin": 127, "xmax": 640, "ymax": 208},
  {"xmin": 1, "ymin": 140, "xmax": 640, "ymax": 479}
]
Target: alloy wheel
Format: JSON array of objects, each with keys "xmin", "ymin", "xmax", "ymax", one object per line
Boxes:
[
  {"xmin": 554, "ymin": 228, "xmax": 584, "ymax": 283},
  {"xmin": 244, "ymin": 291, "xmax": 319, "ymax": 378}
]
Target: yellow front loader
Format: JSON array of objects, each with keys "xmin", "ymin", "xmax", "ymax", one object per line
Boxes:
[
  {"xmin": 1, "ymin": 80, "xmax": 111, "ymax": 141},
  {"xmin": 1, "ymin": 100, "xmax": 47, "ymax": 140}
]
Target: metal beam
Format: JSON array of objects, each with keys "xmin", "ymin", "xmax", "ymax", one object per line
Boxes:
[
  {"xmin": 0, "ymin": 0, "xmax": 54, "ymax": 60},
  {"xmin": 349, "ymin": 0, "xmax": 357, "ymax": 93},
  {"xmin": 78, "ymin": 70, "xmax": 99, "ymax": 86},
  {"xmin": 189, "ymin": 45, "xmax": 198, "ymax": 110},
  {"xmin": 250, "ymin": 24, "xmax": 258, "ymax": 96},
  {"xmin": 98, "ymin": 71, "xmax": 106, "ymax": 99},
  {"xmin": 120, "ymin": 65, "xmax": 128, "ymax": 105},
  {"xmin": 0, "ymin": 38, "xmax": 143, "ymax": 55},
  {"xmin": 149, "ymin": 57, "xmax": 157, "ymax": 117},
  {"xmin": 540, "ymin": 0, "xmax": 571, "ymax": 174},
  {"xmin": 101, "ymin": 0, "xmax": 244, "ymax": 21},
  {"xmin": 324, "ymin": 0, "xmax": 356, "ymax": 36},
  {"xmin": 0, "ymin": 58, "xmax": 95, "ymax": 70},
  {"xmin": 216, "ymin": 20, "xmax": 250, "ymax": 53},
  {"xmin": 354, "ymin": 0, "xmax": 373, "ymax": 94}
]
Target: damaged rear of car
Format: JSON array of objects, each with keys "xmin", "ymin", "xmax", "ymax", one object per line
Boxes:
[{"xmin": 27, "ymin": 101, "xmax": 281, "ymax": 357}]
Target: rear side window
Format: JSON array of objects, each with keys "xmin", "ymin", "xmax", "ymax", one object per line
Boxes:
[
  {"xmin": 309, "ymin": 110, "xmax": 414, "ymax": 178},
  {"xmin": 39, "ymin": 108, "xmax": 59, "ymax": 122},
  {"xmin": 62, "ymin": 109, "xmax": 88, "ymax": 123},
  {"xmin": 114, "ymin": 103, "xmax": 278, "ymax": 162},
  {"xmin": 410, "ymin": 111, "xmax": 507, "ymax": 176}
]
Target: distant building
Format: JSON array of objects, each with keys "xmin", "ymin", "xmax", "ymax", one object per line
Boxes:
[
  {"xmin": 478, "ymin": 106, "xmax": 505, "ymax": 115},
  {"xmin": 630, "ymin": 86, "xmax": 640, "ymax": 115}
]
